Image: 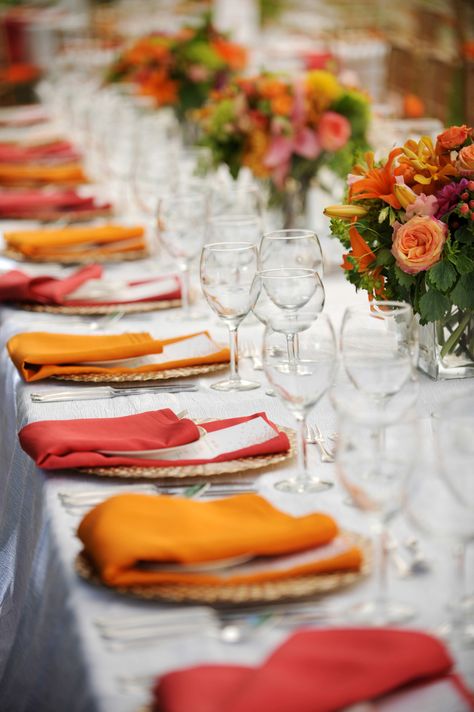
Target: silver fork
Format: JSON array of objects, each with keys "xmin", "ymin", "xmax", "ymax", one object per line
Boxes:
[
  {"xmin": 240, "ymin": 340, "xmax": 263, "ymax": 371},
  {"xmin": 305, "ymin": 425, "xmax": 335, "ymax": 463}
]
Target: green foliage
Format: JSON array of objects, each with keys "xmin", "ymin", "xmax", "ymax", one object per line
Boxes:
[
  {"xmin": 394, "ymin": 265, "xmax": 416, "ymax": 289},
  {"xmin": 451, "ymin": 274, "xmax": 474, "ymax": 310},
  {"xmin": 427, "ymin": 261, "xmax": 457, "ymax": 292},
  {"xmin": 331, "ymin": 90, "xmax": 371, "ymax": 141},
  {"xmin": 419, "ymin": 288, "xmax": 450, "ymax": 322}
]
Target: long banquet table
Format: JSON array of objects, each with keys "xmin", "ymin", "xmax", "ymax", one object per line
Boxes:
[{"xmin": 0, "ymin": 257, "xmax": 473, "ymax": 711}]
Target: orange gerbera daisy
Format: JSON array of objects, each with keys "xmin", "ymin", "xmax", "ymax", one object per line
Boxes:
[{"xmin": 349, "ymin": 149, "xmax": 402, "ymax": 209}]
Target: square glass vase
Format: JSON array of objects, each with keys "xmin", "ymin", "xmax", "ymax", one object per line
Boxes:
[{"xmin": 418, "ymin": 308, "xmax": 474, "ymax": 380}]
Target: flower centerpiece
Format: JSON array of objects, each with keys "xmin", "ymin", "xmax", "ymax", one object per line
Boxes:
[
  {"xmin": 325, "ymin": 124, "xmax": 474, "ymax": 379},
  {"xmin": 196, "ymin": 70, "xmax": 370, "ymax": 226},
  {"xmin": 105, "ymin": 16, "xmax": 247, "ymax": 124}
]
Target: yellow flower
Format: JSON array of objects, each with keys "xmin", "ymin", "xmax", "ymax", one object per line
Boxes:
[
  {"xmin": 395, "ymin": 136, "xmax": 457, "ymax": 194},
  {"xmin": 323, "ymin": 204, "xmax": 368, "ymax": 220},
  {"xmin": 393, "ymin": 183, "xmax": 417, "ymax": 209},
  {"xmin": 306, "ymin": 70, "xmax": 342, "ymax": 106}
]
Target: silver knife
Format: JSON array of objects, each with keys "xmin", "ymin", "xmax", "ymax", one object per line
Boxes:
[{"xmin": 30, "ymin": 384, "xmax": 199, "ymax": 402}]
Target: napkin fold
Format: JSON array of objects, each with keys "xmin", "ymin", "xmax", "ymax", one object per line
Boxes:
[
  {"xmin": 77, "ymin": 493, "xmax": 359, "ymax": 587},
  {"xmin": 0, "ymin": 266, "xmax": 181, "ymax": 306},
  {"xmin": 0, "ymin": 264, "xmax": 102, "ymax": 304},
  {"xmin": 7, "ymin": 330, "xmax": 229, "ymax": 381},
  {"xmin": 152, "ymin": 629, "xmax": 473, "ymax": 712},
  {"xmin": 0, "ymin": 140, "xmax": 79, "ymax": 164},
  {"xmin": 0, "ymin": 189, "xmax": 111, "ymax": 219},
  {"xmin": 0, "ymin": 161, "xmax": 87, "ymax": 186},
  {"xmin": 19, "ymin": 411, "xmax": 290, "ymax": 469},
  {"xmin": 4, "ymin": 223, "xmax": 146, "ymax": 259}
]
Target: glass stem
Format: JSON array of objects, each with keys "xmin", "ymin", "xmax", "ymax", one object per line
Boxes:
[
  {"xmin": 286, "ymin": 333, "xmax": 297, "ymax": 371},
  {"xmin": 374, "ymin": 521, "xmax": 388, "ymax": 616},
  {"xmin": 228, "ymin": 324, "xmax": 240, "ymax": 384},
  {"xmin": 295, "ymin": 414, "xmax": 308, "ymax": 484},
  {"xmin": 180, "ymin": 263, "xmax": 190, "ymax": 316}
]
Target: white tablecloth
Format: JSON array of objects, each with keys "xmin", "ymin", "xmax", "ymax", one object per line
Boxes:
[{"xmin": 0, "ymin": 266, "xmax": 473, "ymax": 712}]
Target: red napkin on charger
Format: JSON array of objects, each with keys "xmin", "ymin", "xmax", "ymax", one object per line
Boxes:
[
  {"xmin": 0, "ymin": 189, "xmax": 110, "ymax": 219},
  {"xmin": 0, "ymin": 140, "xmax": 80, "ymax": 164},
  {"xmin": 0, "ymin": 266, "xmax": 181, "ymax": 305},
  {"xmin": 19, "ymin": 410, "xmax": 290, "ymax": 470},
  {"xmin": 152, "ymin": 628, "xmax": 474, "ymax": 712}
]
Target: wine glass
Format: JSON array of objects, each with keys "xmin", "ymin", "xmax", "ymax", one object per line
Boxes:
[
  {"xmin": 206, "ymin": 215, "xmax": 262, "ymax": 246},
  {"xmin": 209, "ymin": 183, "xmax": 264, "ymax": 219},
  {"xmin": 405, "ymin": 393, "xmax": 474, "ymax": 645},
  {"xmin": 340, "ymin": 301, "xmax": 416, "ymax": 404},
  {"xmin": 258, "ymin": 229, "xmax": 323, "ymax": 278},
  {"xmin": 200, "ymin": 242, "xmax": 260, "ymax": 392},
  {"xmin": 336, "ymin": 412, "xmax": 418, "ymax": 624},
  {"xmin": 157, "ymin": 189, "xmax": 209, "ymax": 320},
  {"xmin": 262, "ymin": 315, "xmax": 337, "ymax": 493},
  {"xmin": 252, "ymin": 269, "xmax": 325, "ymax": 331}
]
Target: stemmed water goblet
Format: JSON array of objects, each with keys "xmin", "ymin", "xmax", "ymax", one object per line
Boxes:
[
  {"xmin": 258, "ymin": 228, "xmax": 324, "ymax": 278},
  {"xmin": 336, "ymin": 411, "xmax": 418, "ymax": 624},
  {"xmin": 157, "ymin": 189, "xmax": 209, "ymax": 320},
  {"xmin": 200, "ymin": 242, "xmax": 260, "ymax": 392},
  {"xmin": 262, "ymin": 314, "xmax": 337, "ymax": 493}
]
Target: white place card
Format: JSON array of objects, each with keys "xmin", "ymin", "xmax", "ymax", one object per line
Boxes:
[
  {"xmin": 64, "ymin": 276, "xmax": 179, "ymax": 303},
  {"xmin": 80, "ymin": 333, "xmax": 222, "ymax": 369}
]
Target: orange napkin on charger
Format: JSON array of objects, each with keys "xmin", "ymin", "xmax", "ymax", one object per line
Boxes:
[
  {"xmin": 4, "ymin": 224, "xmax": 146, "ymax": 260},
  {"xmin": 0, "ymin": 161, "xmax": 87, "ymax": 186},
  {"xmin": 7, "ymin": 330, "xmax": 230, "ymax": 382},
  {"xmin": 78, "ymin": 493, "xmax": 362, "ymax": 587}
]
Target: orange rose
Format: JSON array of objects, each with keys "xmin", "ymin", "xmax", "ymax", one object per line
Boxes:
[
  {"xmin": 392, "ymin": 216, "xmax": 447, "ymax": 274},
  {"xmin": 456, "ymin": 144, "xmax": 474, "ymax": 177},
  {"xmin": 436, "ymin": 125, "xmax": 472, "ymax": 152}
]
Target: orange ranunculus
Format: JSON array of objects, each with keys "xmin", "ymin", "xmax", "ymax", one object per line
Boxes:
[
  {"xmin": 436, "ymin": 125, "xmax": 472, "ymax": 152},
  {"xmin": 349, "ymin": 149, "xmax": 402, "ymax": 209},
  {"xmin": 270, "ymin": 93, "xmax": 293, "ymax": 116},
  {"xmin": 456, "ymin": 144, "xmax": 474, "ymax": 177},
  {"xmin": 391, "ymin": 216, "xmax": 447, "ymax": 274},
  {"xmin": 258, "ymin": 77, "xmax": 286, "ymax": 100},
  {"xmin": 212, "ymin": 39, "xmax": 247, "ymax": 70},
  {"xmin": 395, "ymin": 136, "xmax": 457, "ymax": 195},
  {"xmin": 242, "ymin": 129, "xmax": 271, "ymax": 178},
  {"xmin": 342, "ymin": 221, "xmax": 376, "ymax": 272}
]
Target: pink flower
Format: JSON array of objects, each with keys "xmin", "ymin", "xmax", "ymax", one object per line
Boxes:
[
  {"xmin": 405, "ymin": 193, "xmax": 439, "ymax": 219},
  {"xmin": 318, "ymin": 112, "xmax": 351, "ymax": 152},
  {"xmin": 392, "ymin": 216, "xmax": 447, "ymax": 275}
]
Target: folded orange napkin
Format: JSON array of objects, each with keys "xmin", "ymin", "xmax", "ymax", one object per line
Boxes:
[
  {"xmin": 7, "ymin": 330, "xmax": 230, "ymax": 381},
  {"xmin": 0, "ymin": 161, "xmax": 87, "ymax": 186},
  {"xmin": 78, "ymin": 493, "xmax": 362, "ymax": 587},
  {"xmin": 4, "ymin": 223, "xmax": 146, "ymax": 259}
]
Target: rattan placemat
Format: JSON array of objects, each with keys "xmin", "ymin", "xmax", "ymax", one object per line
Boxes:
[
  {"xmin": 4, "ymin": 247, "xmax": 149, "ymax": 264},
  {"xmin": 17, "ymin": 299, "xmax": 181, "ymax": 315},
  {"xmin": 51, "ymin": 362, "xmax": 229, "ymax": 384},
  {"xmin": 78, "ymin": 426, "xmax": 295, "ymax": 479},
  {"xmin": 75, "ymin": 531, "xmax": 370, "ymax": 605}
]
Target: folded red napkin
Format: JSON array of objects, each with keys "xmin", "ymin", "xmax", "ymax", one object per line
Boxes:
[
  {"xmin": 152, "ymin": 629, "xmax": 474, "ymax": 712},
  {"xmin": 0, "ymin": 189, "xmax": 110, "ymax": 219},
  {"xmin": 19, "ymin": 411, "xmax": 289, "ymax": 470},
  {"xmin": 0, "ymin": 264, "xmax": 101, "ymax": 304},
  {"xmin": 0, "ymin": 267, "xmax": 181, "ymax": 305},
  {"xmin": 0, "ymin": 140, "xmax": 80, "ymax": 164}
]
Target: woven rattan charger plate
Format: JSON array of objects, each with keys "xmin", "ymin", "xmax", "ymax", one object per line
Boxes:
[
  {"xmin": 4, "ymin": 247, "xmax": 149, "ymax": 264},
  {"xmin": 16, "ymin": 298, "xmax": 181, "ymax": 315},
  {"xmin": 75, "ymin": 531, "xmax": 370, "ymax": 605},
  {"xmin": 77, "ymin": 425, "xmax": 296, "ymax": 479},
  {"xmin": 51, "ymin": 361, "xmax": 229, "ymax": 385}
]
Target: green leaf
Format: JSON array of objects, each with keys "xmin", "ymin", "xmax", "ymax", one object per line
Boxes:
[
  {"xmin": 427, "ymin": 261, "xmax": 457, "ymax": 292},
  {"xmin": 375, "ymin": 248, "xmax": 394, "ymax": 267},
  {"xmin": 394, "ymin": 265, "xmax": 416, "ymax": 289},
  {"xmin": 449, "ymin": 252, "xmax": 474, "ymax": 275},
  {"xmin": 451, "ymin": 274, "xmax": 474, "ymax": 309},
  {"xmin": 419, "ymin": 288, "xmax": 450, "ymax": 322},
  {"xmin": 455, "ymin": 225, "xmax": 474, "ymax": 244}
]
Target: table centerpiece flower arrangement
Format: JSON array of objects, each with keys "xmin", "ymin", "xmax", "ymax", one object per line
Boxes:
[
  {"xmin": 325, "ymin": 124, "xmax": 474, "ymax": 379},
  {"xmin": 104, "ymin": 15, "xmax": 247, "ymax": 126},
  {"xmin": 195, "ymin": 70, "xmax": 370, "ymax": 226}
]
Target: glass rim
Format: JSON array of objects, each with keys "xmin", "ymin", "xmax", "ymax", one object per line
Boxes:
[
  {"xmin": 261, "ymin": 229, "xmax": 318, "ymax": 240},
  {"xmin": 345, "ymin": 300, "xmax": 413, "ymax": 316},
  {"xmin": 258, "ymin": 267, "xmax": 318, "ymax": 280},
  {"xmin": 202, "ymin": 241, "xmax": 257, "ymax": 252}
]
